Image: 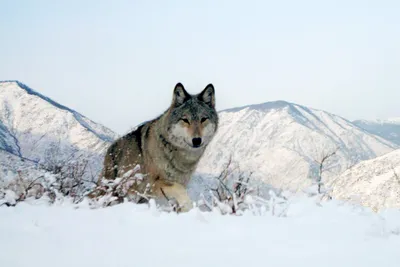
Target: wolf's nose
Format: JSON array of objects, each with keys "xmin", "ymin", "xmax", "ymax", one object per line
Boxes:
[{"xmin": 192, "ymin": 138, "xmax": 202, "ymax": 148}]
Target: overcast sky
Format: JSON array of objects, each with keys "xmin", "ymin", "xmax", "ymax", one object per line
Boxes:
[{"xmin": 1, "ymin": 0, "xmax": 399, "ymax": 134}]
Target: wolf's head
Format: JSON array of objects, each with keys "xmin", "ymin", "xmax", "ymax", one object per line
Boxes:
[{"xmin": 165, "ymin": 83, "xmax": 219, "ymax": 151}]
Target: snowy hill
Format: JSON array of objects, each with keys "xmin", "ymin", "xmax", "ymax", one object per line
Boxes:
[
  {"xmin": 0, "ymin": 81, "xmax": 117, "ymax": 175},
  {"xmin": 330, "ymin": 149, "xmax": 400, "ymax": 211},
  {"xmin": 354, "ymin": 118, "xmax": 400, "ymax": 145},
  {"xmin": 197, "ymin": 101, "xmax": 398, "ymax": 192}
]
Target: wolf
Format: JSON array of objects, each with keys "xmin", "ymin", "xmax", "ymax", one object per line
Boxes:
[{"xmin": 97, "ymin": 83, "xmax": 218, "ymax": 212}]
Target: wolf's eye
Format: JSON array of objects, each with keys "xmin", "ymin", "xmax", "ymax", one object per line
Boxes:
[
  {"xmin": 201, "ymin": 117, "xmax": 208, "ymax": 123},
  {"xmin": 181, "ymin": 118, "xmax": 190, "ymax": 124}
]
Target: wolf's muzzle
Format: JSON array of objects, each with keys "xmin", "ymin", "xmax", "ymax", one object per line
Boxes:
[{"xmin": 192, "ymin": 138, "xmax": 202, "ymax": 148}]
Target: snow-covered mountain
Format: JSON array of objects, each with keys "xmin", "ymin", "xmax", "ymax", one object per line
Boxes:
[
  {"xmin": 330, "ymin": 149, "xmax": 400, "ymax": 211},
  {"xmin": 0, "ymin": 81, "xmax": 118, "ymax": 175},
  {"xmin": 354, "ymin": 119, "xmax": 400, "ymax": 145},
  {"xmin": 197, "ymin": 101, "xmax": 398, "ymax": 192}
]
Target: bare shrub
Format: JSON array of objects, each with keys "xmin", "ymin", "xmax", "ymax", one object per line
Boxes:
[
  {"xmin": 199, "ymin": 156, "xmax": 288, "ymax": 216},
  {"xmin": 48, "ymin": 159, "xmax": 98, "ymax": 203},
  {"xmin": 392, "ymin": 166, "xmax": 400, "ymax": 185},
  {"xmin": 0, "ymin": 171, "xmax": 46, "ymax": 207},
  {"xmin": 87, "ymin": 164, "xmax": 151, "ymax": 208},
  {"xmin": 305, "ymin": 147, "xmax": 339, "ymax": 201},
  {"xmin": 1, "ymin": 145, "xmax": 290, "ymax": 216},
  {"xmin": 314, "ymin": 147, "xmax": 338, "ymax": 194},
  {"xmin": 39, "ymin": 145, "xmax": 101, "ymax": 203},
  {"xmin": 1, "ymin": 146, "xmax": 101, "ymax": 206}
]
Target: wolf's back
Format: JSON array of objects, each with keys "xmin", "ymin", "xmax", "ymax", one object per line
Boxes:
[{"xmin": 101, "ymin": 124, "xmax": 146, "ymax": 180}]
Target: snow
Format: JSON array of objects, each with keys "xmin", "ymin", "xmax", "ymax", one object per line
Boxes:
[
  {"xmin": 356, "ymin": 118, "xmax": 400, "ymax": 125},
  {"xmin": 331, "ymin": 149, "xmax": 400, "ymax": 210},
  {"xmin": 0, "ymin": 80, "xmax": 117, "ymax": 163},
  {"xmin": 1, "ymin": 198, "xmax": 399, "ymax": 267},
  {"xmin": 198, "ymin": 101, "xmax": 397, "ymax": 192},
  {"xmin": 0, "ymin": 80, "xmax": 118, "ymax": 178},
  {"xmin": 1, "ymin": 81, "xmax": 400, "ymax": 266},
  {"xmin": 0, "ymin": 150, "xmax": 42, "ymax": 179},
  {"xmin": 0, "ymin": 83, "xmax": 400, "ymax": 267},
  {"xmin": 353, "ymin": 119, "xmax": 400, "ymax": 145},
  {"xmin": 2, "ymin": 81, "xmax": 399, "ymax": 210}
]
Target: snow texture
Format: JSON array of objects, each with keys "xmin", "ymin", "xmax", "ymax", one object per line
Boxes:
[
  {"xmin": 331, "ymin": 149, "xmax": 400, "ymax": 211},
  {"xmin": 0, "ymin": 198, "xmax": 399, "ymax": 267}
]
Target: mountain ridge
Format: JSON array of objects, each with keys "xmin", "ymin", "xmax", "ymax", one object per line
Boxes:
[
  {"xmin": 353, "ymin": 118, "xmax": 400, "ymax": 145},
  {"xmin": 219, "ymin": 100, "xmax": 396, "ymax": 152},
  {"xmin": 0, "ymin": 80, "xmax": 116, "ymax": 142},
  {"xmin": 0, "ymin": 81, "xmax": 118, "ymax": 176}
]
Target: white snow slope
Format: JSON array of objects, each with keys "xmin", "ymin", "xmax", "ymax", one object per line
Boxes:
[
  {"xmin": 0, "ymin": 80, "xmax": 118, "ymax": 174},
  {"xmin": 331, "ymin": 149, "xmax": 400, "ymax": 211},
  {"xmin": 1, "ymin": 199, "xmax": 399, "ymax": 267},
  {"xmin": 198, "ymin": 101, "xmax": 397, "ymax": 192}
]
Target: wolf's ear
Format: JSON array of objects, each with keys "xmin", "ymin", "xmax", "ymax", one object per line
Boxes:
[
  {"xmin": 198, "ymin": 84, "xmax": 215, "ymax": 108},
  {"xmin": 172, "ymin": 83, "xmax": 191, "ymax": 107}
]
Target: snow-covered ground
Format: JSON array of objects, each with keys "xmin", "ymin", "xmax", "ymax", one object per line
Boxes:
[{"xmin": 1, "ymin": 198, "xmax": 400, "ymax": 267}]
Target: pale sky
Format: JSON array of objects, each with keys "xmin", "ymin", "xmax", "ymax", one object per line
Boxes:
[{"xmin": 1, "ymin": 0, "xmax": 399, "ymax": 134}]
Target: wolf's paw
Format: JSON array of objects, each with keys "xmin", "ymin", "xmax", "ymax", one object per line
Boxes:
[
  {"xmin": 176, "ymin": 201, "xmax": 193, "ymax": 213},
  {"xmin": 170, "ymin": 196, "xmax": 193, "ymax": 213},
  {"xmin": 156, "ymin": 182, "xmax": 193, "ymax": 213}
]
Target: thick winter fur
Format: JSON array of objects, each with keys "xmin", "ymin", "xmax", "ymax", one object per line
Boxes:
[{"xmin": 99, "ymin": 83, "xmax": 218, "ymax": 211}]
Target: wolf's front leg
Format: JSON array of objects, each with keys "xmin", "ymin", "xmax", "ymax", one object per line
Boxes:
[{"xmin": 153, "ymin": 181, "xmax": 193, "ymax": 212}]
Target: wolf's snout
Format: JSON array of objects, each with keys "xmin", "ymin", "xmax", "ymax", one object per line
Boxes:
[{"xmin": 192, "ymin": 138, "xmax": 202, "ymax": 148}]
